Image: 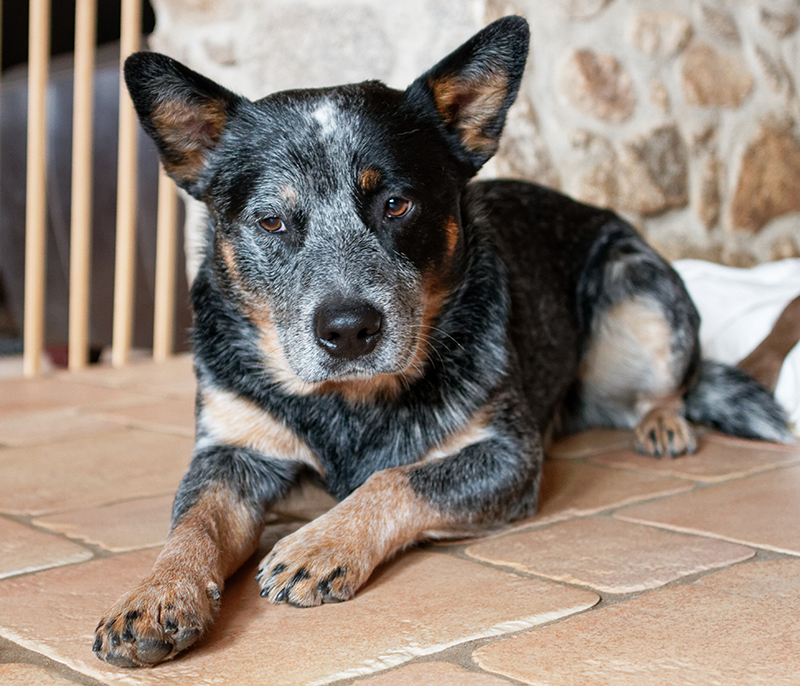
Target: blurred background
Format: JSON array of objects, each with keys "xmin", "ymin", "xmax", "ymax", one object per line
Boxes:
[{"xmin": 1, "ymin": 0, "xmax": 799, "ymax": 371}]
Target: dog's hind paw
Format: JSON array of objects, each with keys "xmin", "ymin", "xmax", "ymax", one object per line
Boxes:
[
  {"xmin": 635, "ymin": 406, "xmax": 697, "ymax": 458},
  {"xmin": 93, "ymin": 577, "xmax": 220, "ymax": 667}
]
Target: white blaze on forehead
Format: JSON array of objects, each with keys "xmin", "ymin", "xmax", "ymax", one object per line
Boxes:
[{"xmin": 311, "ymin": 100, "xmax": 341, "ymax": 138}]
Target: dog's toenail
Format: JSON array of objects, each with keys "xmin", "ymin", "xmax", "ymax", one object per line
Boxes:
[
  {"xmin": 174, "ymin": 628, "xmax": 200, "ymax": 652},
  {"xmin": 104, "ymin": 652, "xmax": 140, "ymax": 668},
  {"xmin": 136, "ymin": 639, "xmax": 173, "ymax": 664}
]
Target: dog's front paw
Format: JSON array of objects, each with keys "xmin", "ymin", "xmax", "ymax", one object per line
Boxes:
[
  {"xmin": 635, "ymin": 408, "xmax": 697, "ymax": 458},
  {"xmin": 256, "ymin": 524, "xmax": 371, "ymax": 608},
  {"xmin": 93, "ymin": 577, "xmax": 221, "ymax": 668}
]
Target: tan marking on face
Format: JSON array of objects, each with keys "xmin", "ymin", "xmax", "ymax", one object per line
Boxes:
[
  {"xmin": 218, "ymin": 237, "xmax": 239, "ymax": 280},
  {"xmin": 258, "ymin": 467, "xmax": 455, "ymax": 606},
  {"xmin": 358, "ymin": 168, "xmax": 381, "ymax": 192},
  {"xmin": 152, "ymin": 97, "xmax": 229, "ymax": 183},
  {"xmin": 580, "ymin": 297, "xmax": 674, "ymax": 402},
  {"xmin": 444, "ymin": 215, "xmax": 460, "ymax": 258},
  {"xmin": 409, "ymin": 275, "xmax": 450, "ymax": 369},
  {"xmin": 311, "ymin": 375, "xmax": 403, "ymax": 403},
  {"xmin": 213, "ymin": 235, "xmax": 317, "ymax": 397},
  {"xmin": 200, "ymin": 386, "xmax": 323, "ymax": 474},
  {"xmin": 429, "ymin": 71, "xmax": 509, "ymax": 157},
  {"xmin": 279, "ymin": 185, "xmax": 299, "ymax": 207}
]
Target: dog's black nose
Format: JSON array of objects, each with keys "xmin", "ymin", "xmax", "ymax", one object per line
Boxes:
[{"xmin": 314, "ymin": 299, "xmax": 383, "ymax": 360}]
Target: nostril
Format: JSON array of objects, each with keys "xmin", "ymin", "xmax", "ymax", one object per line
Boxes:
[{"xmin": 358, "ymin": 313, "xmax": 382, "ymax": 340}]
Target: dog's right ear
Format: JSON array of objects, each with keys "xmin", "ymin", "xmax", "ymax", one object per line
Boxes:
[{"xmin": 124, "ymin": 52, "xmax": 242, "ymax": 197}]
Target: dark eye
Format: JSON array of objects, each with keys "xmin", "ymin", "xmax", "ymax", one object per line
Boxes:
[
  {"xmin": 258, "ymin": 216, "xmax": 285, "ymax": 233},
  {"xmin": 385, "ymin": 197, "xmax": 413, "ymax": 218}
]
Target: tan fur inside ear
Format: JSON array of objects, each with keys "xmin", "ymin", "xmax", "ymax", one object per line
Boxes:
[
  {"xmin": 151, "ymin": 97, "xmax": 229, "ymax": 184},
  {"xmin": 430, "ymin": 71, "xmax": 509, "ymax": 158}
]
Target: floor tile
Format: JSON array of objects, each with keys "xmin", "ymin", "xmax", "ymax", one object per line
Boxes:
[
  {"xmin": 67, "ymin": 356, "xmax": 195, "ymax": 398},
  {"xmin": 589, "ymin": 432, "xmax": 800, "ymax": 482},
  {"xmin": 617, "ymin": 464, "xmax": 800, "ymax": 555},
  {"xmin": 0, "ymin": 663, "xmax": 80, "ymax": 685},
  {"xmin": 0, "ymin": 430, "xmax": 193, "ymax": 515},
  {"xmin": 353, "ymin": 662, "xmax": 513, "ymax": 685},
  {"xmin": 474, "ymin": 559, "xmax": 800, "ymax": 685},
  {"xmin": 549, "ymin": 429, "xmax": 634, "ymax": 459},
  {"xmin": 531, "ymin": 461, "xmax": 693, "ymax": 525},
  {"xmin": 88, "ymin": 398, "xmax": 195, "ymax": 438},
  {"xmin": 33, "ymin": 496, "xmax": 175, "ymax": 553},
  {"xmin": 0, "ymin": 377, "xmax": 150, "ymax": 418},
  {"xmin": 466, "ymin": 518, "xmax": 753, "ymax": 594},
  {"xmin": 698, "ymin": 430, "xmax": 799, "ymax": 453},
  {"xmin": 0, "ymin": 518, "xmax": 92, "ymax": 579},
  {"xmin": 0, "ymin": 542, "xmax": 598, "ymax": 686},
  {"xmin": 0, "ymin": 408, "xmax": 122, "ymax": 447}
]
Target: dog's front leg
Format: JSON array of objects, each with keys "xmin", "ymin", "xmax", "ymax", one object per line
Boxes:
[
  {"xmin": 258, "ymin": 416, "xmax": 540, "ymax": 607},
  {"xmin": 93, "ymin": 446, "xmax": 299, "ymax": 667}
]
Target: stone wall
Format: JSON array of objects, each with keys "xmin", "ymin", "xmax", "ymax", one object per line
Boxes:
[{"xmin": 150, "ymin": 0, "xmax": 800, "ymax": 266}]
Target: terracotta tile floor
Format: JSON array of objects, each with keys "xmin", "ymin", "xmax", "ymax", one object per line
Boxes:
[{"xmin": 1, "ymin": 355, "xmax": 799, "ymax": 685}]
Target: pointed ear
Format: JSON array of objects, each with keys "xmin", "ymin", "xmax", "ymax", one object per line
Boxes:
[
  {"xmin": 124, "ymin": 52, "xmax": 242, "ymax": 197},
  {"xmin": 404, "ymin": 16, "xmax": 530, "ymax": 173}
]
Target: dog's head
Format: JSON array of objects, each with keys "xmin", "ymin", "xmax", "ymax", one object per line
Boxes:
[{"xmin": 125, "ymin": 17, "xmax": 529, "ymax": 392}]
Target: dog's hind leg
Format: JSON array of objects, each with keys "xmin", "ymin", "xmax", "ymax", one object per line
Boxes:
[{"xmin": 564, "ymin": 221, "xmax": 702, "ymax": 458}]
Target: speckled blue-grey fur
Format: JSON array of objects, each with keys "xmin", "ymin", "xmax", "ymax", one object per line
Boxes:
[{"xmin": 123, "ymin": 15, "xmax": 792, "ymax": 559}]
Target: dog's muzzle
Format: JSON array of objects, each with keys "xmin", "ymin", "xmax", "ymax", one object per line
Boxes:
[{"xmin": 313, "ymin": 297, "xmax": 384, "ymax": 361}]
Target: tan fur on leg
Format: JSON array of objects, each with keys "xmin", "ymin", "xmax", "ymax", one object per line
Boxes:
[
  {"xmin": 94, "ymin": 488, "xmax": 263, "ymax": 667},
  {"xmin": 257, "ymin": 467, "xmax": 452, "ymax": 607}
]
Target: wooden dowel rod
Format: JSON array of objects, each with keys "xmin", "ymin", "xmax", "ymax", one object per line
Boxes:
[
  {"xmin": 68, "ymin": 0, "xmax": 97, "ymax": 371},
  {"xmin": 111, "ymin": 0, "xmax": 141, "ymax": 367},
  {"xmin": 0, "ymin": 0, "xmax": 4, "ymax": 273},
  {"xmin": 153, "ymin": 166, "xmax": 177, "ymax": 361},
  {"xmin": 23, "ymin": 0, "xmax": 50, "ymax": 377}
]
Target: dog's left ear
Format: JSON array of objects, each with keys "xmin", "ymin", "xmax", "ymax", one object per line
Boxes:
[{"xmin": 404, "ymin": 16, "xmax": 529, "ymax": 173}]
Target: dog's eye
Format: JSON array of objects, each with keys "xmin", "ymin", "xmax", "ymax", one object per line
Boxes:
[
  {"xmin": 258, "ymin": 216, "xmax": 285, "ymax": 233},
  {"xmin": 385, "ymin": 197, "xmax": 413, "ymax": 218}
]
